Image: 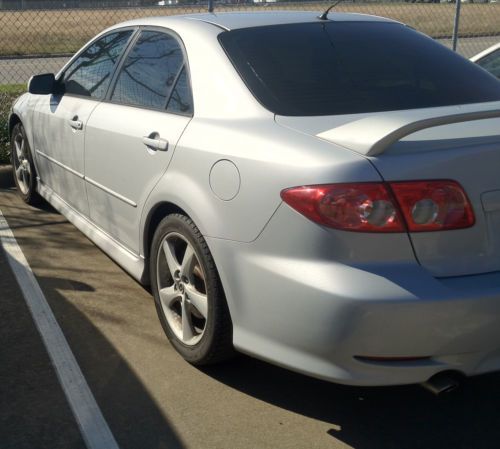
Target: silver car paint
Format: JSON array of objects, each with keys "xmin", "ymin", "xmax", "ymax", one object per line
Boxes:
[
  {"xmin": 84, "ymin": 102, "xmax": 191, "ymax": 253},
  {"xmin": 143, "ymin": 117, "xmax": 379, "ymax": 246},
  {"xmin": 207, "ymin": 204, "xmax": 500, "ymax": 385},
  {"xmin": 277, "ymin": 109, "xmax": 500, "ymax": 278},
  {"xmin": 183, "ymin": 10, "xmax": 394, "ymax": 30},
  {"xmin": 471, "ymin": 41, "xmax": 500, "ymax": 63},
  {"xmin": 11, "ymin": 12, "xmax": 500, "ymax": 386},
  {"xmin": 313, "ymin": 102, "xmax": 500, "ymax": 156},
  {"xmin": 33, "ymin": 95, "xmax": 99, "ymax": 217}
]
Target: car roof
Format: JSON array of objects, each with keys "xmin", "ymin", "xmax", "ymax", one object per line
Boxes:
[
  {"xmin": 112, "ymin": 11, "xmax": 397, "ymax": 33},
  {"xmin": 184, "ymin": 11, "xmax": 395, "ymax": 30}
]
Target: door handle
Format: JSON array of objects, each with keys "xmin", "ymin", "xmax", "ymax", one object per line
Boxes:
[
  {"xmin": 69, "ymin": 116, "xmax": 83, "ymax": 130},
  {"xmin": 142, "ymin": 135, "xmax": 168, "ymax": 151}
]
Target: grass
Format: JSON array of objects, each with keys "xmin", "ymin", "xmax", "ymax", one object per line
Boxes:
[
  {"xmin": 0, "ymin": 84, "xmax": 25, "ymax": 165},
  {"xmin": 0, "ymin": 3, "xmax": 499, "ymax": 56}
]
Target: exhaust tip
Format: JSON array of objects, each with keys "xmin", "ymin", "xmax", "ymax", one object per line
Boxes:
[{"xmin": 421, "ymin": 371, "xmax": 462, "ymax": 396}]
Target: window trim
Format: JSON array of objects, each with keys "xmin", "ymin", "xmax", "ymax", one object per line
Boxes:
[
  {"xmin": 104, "ymin": 26, "xmax": 195, "ymax": 118},
  {"xmin": 58, "ymin": 26, "xmax": 139, "ymax": 102}
]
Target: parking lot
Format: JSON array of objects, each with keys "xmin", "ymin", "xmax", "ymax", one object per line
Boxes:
[{"xmin": 1, "ymin": 164, "xmax": 500, "ymax": 449}]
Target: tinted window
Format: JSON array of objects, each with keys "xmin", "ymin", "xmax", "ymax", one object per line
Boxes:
[
  {"xmin": 63, "ymin": 30, "xmax": 132, "ymax": 99},
  {"xmin": 219, "ymin": 22, "xmax": 500, "ymax": 116},
  {"xmin": 111, "ymin": 30, "xmax": 186, "ymax": 110},
  {"xmin": 166, "ymin": 67, "xmax": 193, "ymax": 115},
  {"xmin": 476, "ymin": 48, "xmax": 500, "ymax": 79}
]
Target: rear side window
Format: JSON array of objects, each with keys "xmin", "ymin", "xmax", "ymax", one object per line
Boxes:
[
  {"xmin": 219, "ymin": 22, "xmax": 500, "ymax": 116},
  {"xmin": 111, "ymin": 30, "xmax": 192, "ymax": 114},
  {"xmin": 63, "ymin": 30, "xmax": 133, "ymax": 99}
]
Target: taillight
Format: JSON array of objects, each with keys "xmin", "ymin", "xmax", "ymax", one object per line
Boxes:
[
  {"xmin": 280, "ymin": 183, "xmax": 405, "ymax": 232},
  {"xmin": 389, "ymin": 180, "xmax": 475, "ymax": 231},
  {"xmin": 281, "ymin": 180, "xmax": 474, "ymax": 233}
]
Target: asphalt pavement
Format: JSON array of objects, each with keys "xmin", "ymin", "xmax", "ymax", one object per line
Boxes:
[{"xmin": 2, "ymin": 164, "xmax": 500, "ymax": 449}]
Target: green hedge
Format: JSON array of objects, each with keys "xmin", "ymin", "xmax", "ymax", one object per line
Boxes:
[{"xmin": 0, "ymin": 85, "xmax": 26, "ymax": 165}]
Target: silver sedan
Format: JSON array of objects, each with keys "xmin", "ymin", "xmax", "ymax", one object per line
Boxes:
[
  {"xmin": 471, "ymin": 41, "xmax": 500, "ymax": 79},
  {"xmin": 9, "ymin": 11, "xmax": 500, "ymax": 388}
]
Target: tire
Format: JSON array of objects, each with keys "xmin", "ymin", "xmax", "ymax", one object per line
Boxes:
[
  {"xmin": 150, "ymin": 213, "xmax": 234, "ymax": 365},
  {"xmin": 10, "ymin": 122, "xmax": 41, "ymax": 205}
]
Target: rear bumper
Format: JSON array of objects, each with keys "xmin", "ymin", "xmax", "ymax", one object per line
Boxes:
[{"xmin": 207, "ymin": 204, "xmax": 500, "ymax": 386}]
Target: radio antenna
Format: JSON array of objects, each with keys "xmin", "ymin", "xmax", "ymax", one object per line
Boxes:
[{"xmin": 318, "ymin": 0, "xmax": 343, "ymax": 21}]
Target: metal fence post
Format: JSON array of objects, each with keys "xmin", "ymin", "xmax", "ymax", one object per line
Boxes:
[
  {"xmin": 208, "ymin": 0, "xmax": 214, "ymax": 13},
  {"xmin": 452, "ymin": 0, "xmax": 461, "ymax": 52}
]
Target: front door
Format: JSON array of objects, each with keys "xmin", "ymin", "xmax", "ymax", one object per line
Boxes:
[
  {"xmin": 33, "ymin": 29, "xmax": 134, "ymax": 216},
  {"xmin": 34, "ymin": 95, "xmax": 97, "ymax": 216}
]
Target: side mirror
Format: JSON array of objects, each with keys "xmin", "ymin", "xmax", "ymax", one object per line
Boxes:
[{"xmin": 28, "ymin": 73, "xmax": 59, "ymax": 95}]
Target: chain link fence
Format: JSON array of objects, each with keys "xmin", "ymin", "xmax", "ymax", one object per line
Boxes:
[
  {"xmin": 0, "ymin": 1, "xmax": 499, "ymax": 86},
  {"xmin": 1, "ymin": 0, "xmax": 499, "ymax": 162}
]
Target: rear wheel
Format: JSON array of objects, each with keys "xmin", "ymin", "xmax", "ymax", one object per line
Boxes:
[
  {"xmin": 10, "ymin": 122, "xmax": 41, "ymax": 205},
  {"xmin": 150, "ymin": 213, "xmax": 233, "ymax": 365}
]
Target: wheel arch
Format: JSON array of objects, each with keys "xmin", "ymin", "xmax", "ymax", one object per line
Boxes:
[
  {"xmin": 8, "ymin": 113, "xmax": 21, "ymax": 138},
  {"xmin": 141, "ymin": 202, "xmax": 232, "ymax": 324},
  {"xmin": 143, "ymin": 201, "xmax": 190, "ymax": 261}
]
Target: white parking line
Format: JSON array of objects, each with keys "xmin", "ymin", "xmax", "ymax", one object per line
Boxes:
[{"xmin": 0, "ymin": 209, "xmax": 120, "ymax": 449}]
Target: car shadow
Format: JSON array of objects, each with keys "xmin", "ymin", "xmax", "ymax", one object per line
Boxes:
[
  {"xmin": 201, "ymin": 354, "xmax": 500, "ymax": 449},
  {"xmin": 0, "ymin": 183, "xmax": 185, "ymax": 448},
  {"xmin": 1, "ymin": 270, "xmax": 184, "ymax": 449},
  {"xmin": 0, "ymin": 164, "xmax": 14, "ymax": 189}
]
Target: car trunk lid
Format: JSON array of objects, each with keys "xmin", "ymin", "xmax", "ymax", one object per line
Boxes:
[{"xmin": 276, "ymin": 104, "xmax": 500, "ymax": 277}]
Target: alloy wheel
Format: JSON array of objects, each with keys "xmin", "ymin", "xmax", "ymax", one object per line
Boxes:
[
  {"xmin": 156, "ymin": 232, "xmax": 208, "ymax": 346},
  {"xmin": 12, "ymin": 130, "xmax": 31, "ymax": 195}
]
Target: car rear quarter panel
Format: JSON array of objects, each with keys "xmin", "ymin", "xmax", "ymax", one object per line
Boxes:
[{"xmin": 140, "ymin": 117, "xmax": 381, "ymax": 252}]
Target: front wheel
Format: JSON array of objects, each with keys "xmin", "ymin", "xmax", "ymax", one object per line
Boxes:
[
  {"xmin": 150, "ymin": 213, "xmax": 234, "ymax": 365},
  {"xmin": 10, "ymin": 122, "xmax": 41, "ymax": 205}
]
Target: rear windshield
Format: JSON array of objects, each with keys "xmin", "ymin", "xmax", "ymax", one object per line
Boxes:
[{"xmin": 218, "ymin": 22, "xmax": 500, "ymax": 116}]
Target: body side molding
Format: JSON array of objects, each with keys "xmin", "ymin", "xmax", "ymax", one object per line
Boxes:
[{"xmin": 37, "ymin": 180, "xmax": 146, "ymax": 282}]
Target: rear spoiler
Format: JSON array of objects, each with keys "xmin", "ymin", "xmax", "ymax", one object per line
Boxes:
[{"xmin": 316, "ymin": 102, "xmax": 500, "ymax": 157}]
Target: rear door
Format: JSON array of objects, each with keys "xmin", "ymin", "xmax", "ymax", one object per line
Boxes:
[
  {"xmin": 84, "ymin": 29, "xmax": 193, "ymax": 254},
  {"xmin": 33, "ymin": 29, "xmax": 134, "ymax": 216}
]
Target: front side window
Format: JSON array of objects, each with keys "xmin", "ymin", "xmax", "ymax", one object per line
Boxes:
[
  {"xmin": 111, "ymin": 30, "xmax": 191, "ymax": 113},
  {"xmin": 63, "ymin": 30, "xmax": 133, "ymax": 99},
  {"xmin": 476, "ymin": 49, "xmax": 500, "ymax": 79}
]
